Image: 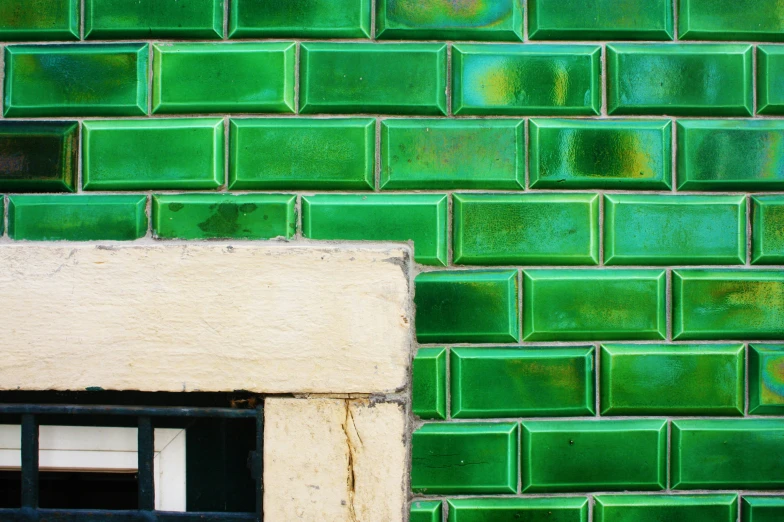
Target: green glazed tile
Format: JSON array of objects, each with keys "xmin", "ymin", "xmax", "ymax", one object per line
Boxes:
[
  {"xmin": 0, "ymin": 0, "xmax": 79, "ymax": 40},
  {"xmin": 453, "ymin": 44, "xmax": 601, "ymax": 116},
  {"xmin": 415, "ymin": 270, "xmax": 519, "ymax": 344},
  {"xmin": 376, "ymin": 0, "xmax": 523, "ymax": 41},
  {"xmin": 300, "ymin": 43, "xmax": 447, "ymax": 115},
  {"xmin": 743, "ymin": 497, "xmax": 784, "ymax": 522},
  {"xmin": 672, "ymin": 419, "xmax": 784, "ymax": 489},
  {"xmin": 451, "ymin": 347, "xmax": 595, "ymax": 418},
  {"xmin": 380, "ymin": 119, "xmax": 524, "ymax": 190},
  {"xmin": 595, "ymin": 495, "xmax": 738, "ymax": 522},
  {"xmin": 153, "ymin": 194, "xmax": 295, "ymax": 240},
  {"xmin": 677, "ymin": 120, "xmax": 784, "ymax": 190},
  {"xmin": 302, "ymin": 194, "xmax": 447, "ymax": 266},
  {"xmin": 749, "ymin": 344, "xmax": 784, "ymax": 415},
  {"xmin": 411, "ymin": 422, "xmax": 518, "ymax": 494},
  {"xmin": 529, "ymin": 119, "xmax": 672, "ymax": 190},
  {"xmin": 521, "ymin": 419, "xmax": 667, "ymax": 492},
  {"xmin": 523, "ymin": 270, "xmax": 667, "ymax": 342},
  {"xmin": 529, "ymin": 0, "xmax": 673, "ymax": 40},
  {"xmin": 4, "ymin": 44, "xmax": 148, "ymax": 117},
  {"xmin": 413, "ymin": 347, "xmax": 447, "ymax": 420},
  {"xmin": 152, "ymin": 42, "xmax": 295, "ymax": 114},
  {"xmin": 604, "ymin": 195, "xmax": 746, "ymax": 265},
  {"xmin": 411, "ymin": 500, "xmax": 442, "ymax": 522},
  {"xmin": 454, "ymin": 194, "xmax": 599, "ymax": 266},
  {"xmin": 447, "ymin": 497, "xmax": 590, "ymax": 522},
  {"xmin": 229, "ymin": 0, "xmax": 370, "ymax": 38},
  {"xmin": 0, "ymin": 121, "xmax": 77, "ymax": 192},
  {"xmin": 85, "ymin": 0, "xmax": 223, "ymax": 39},
  {"xmin": 9, "ymin": 195, "xmax": 147, "ymax": 241},
  {"xmin": 753, "ymin": 196, "xmax": 784, "ymax": 264},
  {"xmin": 759, "ymin": 46, "xmax": 784, "ymax": 115},
  {"xmin": 673, "ymin": 270, "xmax": 784, "ymax": 340},
  {"xmin": 600, "ymin": 344, "xmax": 745, "ymax": 416},
  {"xmin": 680, "ymin": 0, "xmax": 784, "ymax": 41},
  {"xmin": 83, "ymin": 119, "xmax": 224, "ymax": 191},
  {"xmin": 607, "ymin": 44, "xmax": 753, "ymax": 116},
  {"xmin": 230, "ymin": 118, "xmax": 374, "ymax": 190}
]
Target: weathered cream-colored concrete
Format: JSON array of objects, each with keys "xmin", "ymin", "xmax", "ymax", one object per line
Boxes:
[{"xmin": 0, "ymin": 243, "xmax": 412, "ymax": 394}]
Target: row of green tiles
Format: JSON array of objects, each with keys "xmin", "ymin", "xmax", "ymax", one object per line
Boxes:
[
  {"xmin": 411, "ymin": 419, "xmax": 784, "ymax": 493},
  {"xmin": 6, "ymin": 42, "xmax": 784, "ymax": 117},
  {"xmin": 413, "ymin": 344, "xmax": 782, "ymax": 419}
]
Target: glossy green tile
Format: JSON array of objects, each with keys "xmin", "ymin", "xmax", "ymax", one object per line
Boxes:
[
  {"xmin": 415, "ymin": 270, "xmax": 519, "ymax": 344},
  {"xmin": 9, "ymin": 195, "xmax": 147, "ymax": 241},
  {"xmin": 521, "ymin": 420, "xmax": 667, "ymax": 492},
  {"xmin": 523, "ymin": 270, "xmax": 667, "ymax": 342},
  {"xmin": 672, "ymin": 419, "xmax": 784, "ymax": 489},
  {"xmin": 759, "ymin": 46, "xmax": 784, "ymax": 115},
  {"xmin": 411, "ymin": 423, "xmax": 518, "ymax": 494},
  {"xmin": 4, "ymin": 44, "xmax": 148, "ymax": 117},
  {"xmin": 0, "ymin": 121, "xmax": 77, "ymax": 192},
  {"xmin": 411, "ymin": 501, "xmax": 442, "ymax": 522},
  {"xmin": 595, "ymin": 495, "xmax": 738, "ymax": 522},
  {"xmin": 230, "ymin": 118, "xmax": 375, "ymax": 190},
  {"xmin": 604, "ymin": 195, "xmax": 746, "ymax": 265},
  {"xmin": 152, "ymin": 42, "xmax": 295, "ymax": 114},
  {"xmin": 0, "ymin": 0, "xmax": 79, "ymax": 40},
  {"xmin": 302, "ymin": 194, "xmax": 447, "ymax": 266},
  {"xmin": 229, "ymin": 0, "xmax": 370, "ymax": 38},
  {"xmin": 153, "ymin": 194, "xmax": 295, "ymax": 240},
  {"xmin": 454, "ymin": 194, "xmax": 599, "ymax": 266},
  {"xmin": 451, "ymin": 347, "xmax": 595, "ymax": 418},
  {"xmin": 453, "ymin": 44, "xmax": 602, "ymax": 116},
  {"xmin": 85, "ymin": 0, "xmax": 223, "ymax": 39},
  {"xmin": 680, "ymin": 0, "xmax": 784, "ymax": 41},
  {"xmin": 376, "ymin": 0, "xmax": 523, "ymax": 41},
  {"xmin": 529, "ymin": 0, "xmax": 673, "ymax": 40},
  {"xmin": 83, "ymin": 119, "xmax": 224, "ymax": 191},
  {"xmin": 529, "ymin": 119, "xmax": 672, "ymax": 190},
  {"xmin": 300, "ymin": 43, "xmax": 447, "ymax": 115},
  {"xmin": 743, "ymin": 497, "xmax": 784, "ymax": 522},
  {"xmin": 380, "ymin": 119, "xmax": 524, "ymax": 190},
  {"xmin": 754, "ymin": 197, "xmax": 784, "ymax": 264},
  {"xmin": 673, "ymin": 270, "xmax": 784, "ymax": 340},
  {"xmin": 749, "ymin": 344, "xmax": 784, "ymax": 415},
  {"xmin": 600, "ymin": 344, "xmax": 745, "ymax": 416},
  {"xmin": 607, "ymin": 44, "xmax": 753, "ymax": 116},
  {"xmin": 447, "ymin": 498, "xmax": 590, "ymax": 522},
  {"xmin": 413, "ymin": 347, "xmax": 447, "ymax": 420}
]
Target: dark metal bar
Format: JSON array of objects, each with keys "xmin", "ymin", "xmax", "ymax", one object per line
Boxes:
[
  {"xmin": 0, "ymin": 404, "xmax": 256, "ymax": 418},
  {"xmin": 20, "ymin": 413, "xmax": 38, "ymax": 509},
  {"xmin": 255, "ymin": 405, "xmax": 263, "ymax": 517},
  {"xmin": 0, "ymin": 509, "xmax": 258, "ymax": 521},
  {"xmin": 138, "ymin": 416, "xmax": 155, "ymax": 512}
]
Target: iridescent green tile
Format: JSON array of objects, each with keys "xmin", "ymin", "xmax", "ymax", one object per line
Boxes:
[
  {"xmin": 749, "ymin": 344, "xmax": 784, "ymax": 415},
  {"xmin": 412, "ymin": 347, "xmax": 447, "ymax": 420},
  {"xmin": 411, "ymin": 501, "xmax": 442, "ymax": 522},
  {"xmin": 0, "ymin": 121, "xmax": 77, "ymax": 192},
  {"xmin": 753, "ymin": 196, "xmax": 784, "ymax": 264},
  {"xmin": 595, "ymin": 495, "xmax": 738, "ymax": 522},
  {"xmin": 447, "ymin": 498, "xmax": 590, "ymax": 522},
  {"xmin": 229, "ymin": 0, "xmax": 371, "ymax": 38},
  {"xmin": 85, "ymin": 0, "xmax": 223, "ymax": 39},
  {"xmin": 0, "ymin": 0, "xmax": 79, "ymax": 40},
  {"xmin": 680, "ymin": 0, "xmax": 784, "ymax": 41},
  {"xmin": 743, "ymin": 497, "xmax": 784, "ymax": 522},
  {"xmin": 759, "ymin": 46, "xmax": 784, "ymax": 115}
]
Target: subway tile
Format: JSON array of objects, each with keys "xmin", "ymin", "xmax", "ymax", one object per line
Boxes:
[
  {"xmin": 0, "ymin": 121, "xmax": 77, "ymax": 193},
  {"xmin": 447, "ymin": 497, "xmax": 590, "ymax": 522},
  {"xmin": 152, "ymin": 42, "xmax": 295, "ymax": 114},
  {"xmin": 604, "ymin": 195, "xmax": 746, "ymax": 265},
  {"xmin": 3, "ymin": 44, "xmax": 148, "ymax": 117},
  {"xmin": 452, "ymin": 44, "xmax": 602, "ymax": 116},
  {"xmin": 411, "ymin": 501, "xmax": 442, "ymax": 522},
  {"xmin": 529, "ymin": 119, "xmax": 672, "ymax": 190},
  {"xmin": 85, "ymin": 0, "xmax": 223, "ymax": 39},
  {"xmin": 600, "ymin": 344, "xmax": 745, "ymax": 416},
  {"xmin": 300, "ymin": 43, "xmax": 447, "ymax": 115},
  {"xmin": 229, "ymin": 0, "xmax": 370, "ymax": 38},
  {"xmin": 523, "ymin": 270, "xmax": 667, "ymax": 342},
  {"xmin": 411, "ymin": 423, "xmax": 518, "ymax": 494},
  {"xmin": 595, "ymin": 495, "xmax": 738, "ymax": 522},
  {"xmin": 454, "ymin": 194, "xmax": 599, "ymax": 266},
  {"xmin": 451, "ymin": 347, "xmax": 595, "ymax": 418},
  {"xmin": 415, "ymin": 270, "xmax": 519, "ymax": 344},
  {"xmin": 680, "ymin": 0, "xmax": 784, "ymax": 41},
  {"xmin": 0, "ymin": 0, "xmax": 79, "ymax": 40},
  {"xmin": 749, "ymin": 344, "xmax": 784, "ymax": 415},
  {"xmin": 607, "ymin": 44, "xmax": 753, "ymax": 116},
  {"xmin": 759, "ymin": 46, "xmax": 784, "ymax": 115},
  {"xmin": 83, "ymin": 119, "xmax": 224, "ymax": 191},
  {"xmin": 672, "ymin": 419, "xmax": 784, "ymax": 489},
  {"xmin": 743, "ymin": 497, "xmax": 784, "ymax": 522},
  {"xmin": 152, "ymin": 194, "xmax": 296, "ymax": 240},
  {"xmin": 753, "ymin": 196, "xmax": 784, "ymax": 264},
  {"xmin": 380, "ymin": 119, "xmax": 524, "ymax": 190},
  {"xmin": 521, "ymin": 419, "xmax": 667, "ymax": 492},
  {"xmin": 412, "ymin": 347, "xmax": 447, "ymax": 420},
  {"xmin": 230, "ymin": 118, "xmax": 375, "ymax": 190}
]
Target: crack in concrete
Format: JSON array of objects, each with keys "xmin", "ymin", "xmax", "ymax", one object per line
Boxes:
[{"xmin": 343, "ymin": 400, "xmax": 361, "ymax": 522}]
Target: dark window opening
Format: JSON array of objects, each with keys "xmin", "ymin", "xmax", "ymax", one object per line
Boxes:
[{"xmin": 0, "ymin": 470, "xmax": 138, "ymax": 510}]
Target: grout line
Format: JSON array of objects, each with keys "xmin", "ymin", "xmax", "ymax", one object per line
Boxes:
[
  {"xmin": 594, "ymin": 343, "xmax": 601, "ymax": 416},
  {"xmin": 145, "ymin": 192, "xmax": 152, "ymax": 238},
  {"xmin": 745, "ymin": 343, "xmax": 750, "ymax": 416},
  {"xmin": 673, "ymin": 0, "xmax": 679, "ymax": 41},
  {"xmin": 223, "ymin": 0, "xmax": 229, "ymax": 40},
  {"xmin": 295, "ymin": 194, "xmax": 303, "ymax": 239},
  {"xmin": 671, "ymin": 119, "xmax": 677, "ymax": 192},
  {"xmin": 445, "ymin": 347, "xmax": 451, "ymax": 421},
  {"xmin": 80, "ymin": 0, "xmax": 85, "ymax": 40},
  {"xmin": 523, "ymin": 118, "xmax": 530, "ymax": 190},
  {"xmin": 375, "ymin": 117, "xmax": 381, "ymax": 191},
  {"xmin": 753, "ymin": 45, "xmax": 758, "ymax": 116},
  {"xmin": 666, "ymin": 420, "xmax": 672, "ymax": 490},
  {"xmin": 370, "ymin": 0, "xmax": 376, "ymax": 40},
  {"xmin": 3, "ymin": 194, "xmax": 8, "ymax": 238},
  {"xmin": 666, "ymin": 269, "xmax": 672, "ymax": 341},
  {"xmin": 601, "ymin": 44, "xmax": 607, "ymax": 117},
  {"xmin": 446, "ymin": 193, "xmax": 453, "ymax": 265},
  {"xmin": 147, "ymin": 44, "xmax": 153, "ymax": 116},
  {"xmin": 598, "ymin": 191, "xmax": 604, "ymax": 265},
  {"xmin": 294, "ymin": 42, "xmax": 301, "ymax": 115},
  {"xmin": 0, "ymin": 44, "xmax": 4, "ymax": 119},
  {"xmin": 223, "ymin": 115, "xmax": 230, "ymax": 191},
  {"xmin": 517, "ymin": 415, "xmax": 522, "ymax": 494},
  {"xmin": 517, "ymin": 268, "xmax": 524, "ymax": 342},
  {"xmin": 76, "ymin": 120, "xmax": 84, "ymax": 192},
  {"xmin": 446, "ymin": 43, "xmax": 452, "ymax": 117},
  {"xmin": 747, "ymin": 194, "xmax": 752, "ymax": 266},
  {"xmin": 588, "ymin": 494, "xmax": 594, "ymax": 522}
]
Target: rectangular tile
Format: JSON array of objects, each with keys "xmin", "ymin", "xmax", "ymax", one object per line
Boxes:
[
  {"xmin": 595, "ymin": 495, "xmax": 738, "ymax": 522},
  {"xmin": 680, "ymin": 0, "xmax": 784, "ymax": 41},
  {"xmin": 0, "ymin": 121, "xmax": 77, "ymax": 192},
  {"xmin": 229, "ymin": 0, "xmax": 371, "ymax": 38},
  {"xmin": 672, "ymin": 419, "xmax": 784, "ymax": 489},
  {"xmin": 754, "ymin": 197, "xmax": 784, "ymax": 264},
  {"xmin": 230, "ymin": 118, "xmax": 375, "ymax": 190},
  {"xmin": 300, "ymin": 43, "xmax": 447, "ymax": 115},
  {"xmin": 413, "ymin": 347, "xmax": 447, "ymax": 420},
  {"xmin": 451, "ymin": 347, "xmax": 595, "ymax": 418},
  {"xmin": 453, "ymin": 44, "xmax": 601, "ymax": 116},
  {"xmin": 607, "ymin": 44, "xmax": 753, "ymax": 116},
  {"xmin": 411, "ymin": 501, "xmax": 442, "ymax": 522},
  {"xmin": 749, "ymin": 344, "xmax": 784, "ymax": 414},
  {"xmin": 4, "ymin": 44, "xmax": 148, "ymax": 117},
  {"xmin": 521, "ymin": 419, "xmax": 667, "ymax": 492},
  {"xmin": 411, "ymin": 423, "xmax": 518, "ymax": 494},
  {"xmin": 604, "ymin": 195, "xmax": 746, "ymax": 265},
  {"xmin": 759, "ymin": 46, "xmax": 784, "ymax": 115},
  {"xmin": 152, "ymin": 42, "xmax": 295, "ymax": 114},
  {"xmin": 743, "ymin": 497, "xmax": 784, "ymax": 522},
  {"xmin": 0, "ymin": 0, "xmax": 79, "ymax": 40},
  {"xmin": 447, "ymin": 498, "xmax": 589, "ymax": 522},
  {"xmin": 85, "ymin": 0, "xmax": 223, "ymax": 39},
  {"xmin": 529, "ymin": 119, "xmax": 672, "ymax": 190},
  {"xmin": 415, "ymin": 270, "xmax": 519, "ymax": 344},
  {"xmin": 600, "ymin": 344, "xmax": 745, "ymax": 416},
  {"xmin": 380, "ymin": 119, "xmax": 524, "ymax": 190},
  {"xmin": 83, "ymin": 119, "xmax": 224, "ymax": 191},
  {"xmin": 523, "ymin": 270, "xmax": 667, "ymax": 341}
]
